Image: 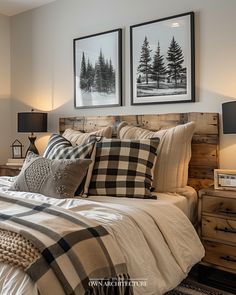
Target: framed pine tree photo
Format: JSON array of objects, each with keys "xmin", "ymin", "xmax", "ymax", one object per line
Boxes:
[
  {"xmin": 130, "ymin": 12, "xmax": 195, "ymax": 105},
  {"xmin": 73, "ymin": 29, "xmax": 122, "ymax": 108}
]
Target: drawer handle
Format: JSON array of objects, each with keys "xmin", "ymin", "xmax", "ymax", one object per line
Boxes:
[
  {"xmin": 220, "ymin": 255, "xmax": 236, "ymax": 263},
  {"xmin": 215, "ymin": 226, "xmax": 236, "ymax": 234},
  {"xmin": 218, "ymin": 209, "xmax": 236, "ymax": 215}
]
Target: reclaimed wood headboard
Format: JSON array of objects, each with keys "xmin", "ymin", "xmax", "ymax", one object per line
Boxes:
[{"xmin": 59, "ymin": 112, "xmax": 219, "ymax": 191}]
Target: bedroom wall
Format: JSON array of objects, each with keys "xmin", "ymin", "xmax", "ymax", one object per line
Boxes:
[
  {"xmin": 0, "ymin": 14, "xmax": 11, "ymax": 164},
  {"xmin": 10, "ymin": 0, "xmax": 236, "ymax": 168}
]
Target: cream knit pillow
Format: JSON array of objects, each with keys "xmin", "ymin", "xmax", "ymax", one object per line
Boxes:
[
  {"xmin": 118, "ymin": 121, "xmax": 195, "ymax": 192},
  {"xmin": 62, "ymin": 126, "xmax": 112, "ymax": 145}
]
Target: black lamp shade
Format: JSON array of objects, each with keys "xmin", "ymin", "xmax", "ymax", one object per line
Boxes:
[
  {"xmin": 18, "ymin": 112, "xmax": 47, "ymax": 133},
  {"xmin": 222, "ymin": 101, "xmax": 236, "ymax": 134}
]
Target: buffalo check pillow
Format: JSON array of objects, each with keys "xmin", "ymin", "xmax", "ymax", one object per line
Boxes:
[
  {"xmin": 43, "ymin": 133, "xmax": 96, "ymax": 196},
  {"xmin": 89, "ymin": 138, "xmax": 159, "ymax": 199}
]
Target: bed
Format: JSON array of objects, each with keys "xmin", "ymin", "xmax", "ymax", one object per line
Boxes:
[{"xmin": 0, "ymin": 112, "xmax": 219, "ymax": 295}]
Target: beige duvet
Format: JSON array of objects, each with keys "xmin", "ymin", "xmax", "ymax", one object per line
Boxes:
[{"xmin": 0, "ymin": 177, "xmax": 204, "ymax": 295}]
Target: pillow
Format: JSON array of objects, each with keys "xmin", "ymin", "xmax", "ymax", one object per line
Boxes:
[
  {"xmin": 62, "ymin": 126, "xmax": 112, "ymax": 145},
  {"xmin": 89, "ymin": 138, "xmax": 159, "ymax": 199},
  {"xmin": 43, "ymin": 134, "xmax": 96, "ymax": 196},
  {"xmin": 10, "ymin": 152, "xmax": 92, "ymax": 199},
  {"xmin": 43, "ymin": 133, "xmax": 95, "ymax": 159},
  {"xmin": 118, "ymin": 121, "xmax": 195, "ymax": 192}
]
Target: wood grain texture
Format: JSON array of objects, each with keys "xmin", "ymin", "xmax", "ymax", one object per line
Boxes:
[
  {"xmin": 202, "ymin": 195, "xmax": 236, "ymax": 217},
  {"xmin": 59, "ymin": 112, "xmax": 219, "ymax": 191},
  {"xmin": 203, "ymin": 240, "xmax": 236, "ymax": 272},
  {"xmin": 202, "ymin": 215, "xmax": 236, "ymax": 244},
  {"xmin": 199, "ymin": 188, "xmax": 236, "ymax": 274}
]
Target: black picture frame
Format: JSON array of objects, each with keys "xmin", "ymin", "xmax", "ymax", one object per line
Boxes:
[
  {"xmin": 130, "ymin": 12, "xmax": 195, "ymax": 105},
  {"xmin": 73, "ymin": 29, "xmax": 122, "ymax": 108}
]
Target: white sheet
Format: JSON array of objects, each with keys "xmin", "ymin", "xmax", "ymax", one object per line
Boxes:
[{"xmin": 0, "ymin": 177, "xmax": 203, "ymax": 295}]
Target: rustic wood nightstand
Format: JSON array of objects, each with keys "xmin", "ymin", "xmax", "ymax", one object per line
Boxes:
[
  {"xmin": 0, "ymin": 165, "xmax": 21, "ymax": 177},
  {"xmin": 198, "ymin": 188, "xmax": 236, "ymax": 274}
]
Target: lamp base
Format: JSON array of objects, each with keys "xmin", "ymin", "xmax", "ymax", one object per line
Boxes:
[{"xmin": 26, "ymin": 135, "xmax": 39, "ymax": 155}]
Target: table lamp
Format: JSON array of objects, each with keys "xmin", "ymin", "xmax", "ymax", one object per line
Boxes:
[
  {"xmin": 18, "ymin": 110, "xmax": 48, "ymax": 155},
  {"xmin": 222, "ymin": 101, "xmax": 236, "ymax": 134}
]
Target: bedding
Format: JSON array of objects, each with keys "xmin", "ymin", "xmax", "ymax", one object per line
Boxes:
[
  {"xmin": 118, "ymin": 121, "xmax": 195, "ymax": 192},
  {"xmin": 43, "ymin": 134, "xmax": 96, "ymax": 196},
  {"xmin": 9, "ymin": 152, "xmax": 91, "ymax": 199},
  {"xmin": 88, "ymin": 138, "xmax": 159, "ymax": 198},
  {"xmin": 0, "ymin": 177, "xmax": 204, "ymax": 295},
  {"xmin": 43, "ymin": 133, "xmax": 96, "ymax": 159},
  {"xmin": 88, "ymin": 185, "xmax": 198, "ymax": 224},
  {"xmin": 62, "ymin": 126, "xmax": 112, "ymax": 145},
  {"xmin": 0, "ymin": 192, "xmax": 130, "ymax": 295}
]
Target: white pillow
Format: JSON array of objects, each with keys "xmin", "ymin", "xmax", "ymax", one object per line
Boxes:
[
  {"xmin": 118, "ymin": 121, "xmax": 195, "ymax": 192},
  {"xmin": 62, "ymin": 126, "xmax": 112, "ymax": 145}
]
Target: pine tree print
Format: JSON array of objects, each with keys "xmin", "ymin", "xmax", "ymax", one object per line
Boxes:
[
  {"xmin": 80, "ymin": 49, "xmax": 116, "ymax": 95},
  {"xmin": 166, "ymin": 37, "xmax": 185, "ymax": 88},
  {"xmin": 151, "ymin": 42, "xmax": 166, "ymax": 89},
  {"xmin": 137, "ymin": 36, "xmax": 152, "ymax": 84},
  {"xmin": 86, "ymin": 58, "xmax": 94, "ymax": 92},
  {"xmin": 80, "ymin": 52, "xmax": 87, "ymax": 90}
]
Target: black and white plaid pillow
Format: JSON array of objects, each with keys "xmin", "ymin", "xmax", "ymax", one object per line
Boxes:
[
  {"xmin": 89, "ymin": 138, "xmax": 159, "ymax": 199},
  {"xmin": 43, "ymin": 134, "xmax": 96, "ymax": 196}
]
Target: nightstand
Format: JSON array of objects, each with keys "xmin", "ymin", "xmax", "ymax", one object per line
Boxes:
[
  {"xmin": 198, "ymin": 188, "xmax": 236, "ymax": 274},
  {"xmin": 0, "ymin": 165, "xmax": 21, "ymax": 177}
]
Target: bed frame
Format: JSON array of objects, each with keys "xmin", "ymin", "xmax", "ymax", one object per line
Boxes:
[{"xmin": 59, "ymin": 112, "xmax": 219, "ymax": 191}]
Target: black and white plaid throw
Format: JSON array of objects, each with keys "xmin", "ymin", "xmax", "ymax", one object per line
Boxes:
[
  {"xmin": 89, "ymin": 138, "xmax": 159, "ymax": 198},
  {"xmin": 0, "ymin": 193, "xmax": 132, "ymax": 295}
]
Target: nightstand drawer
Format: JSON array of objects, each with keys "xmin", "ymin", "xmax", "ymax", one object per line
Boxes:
[
  {"xmin": 0, "ymin": 165, "xmax": 21, "ymax": 177},
  {"xmin": 203, "ymin": 240, "xmax": 236, "ymax": 271},
  {"xmin": 202, "ymin": 216, "xmax": 236, "ymax": 244},
  {"xmin": 202, "ymin": 195, "xmax": 236, "ymax": 217}
]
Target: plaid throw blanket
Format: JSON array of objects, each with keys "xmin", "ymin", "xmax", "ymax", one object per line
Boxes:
[{"xmin": 0, "ymin": 193, "xmax": 132, "ymax": 295}]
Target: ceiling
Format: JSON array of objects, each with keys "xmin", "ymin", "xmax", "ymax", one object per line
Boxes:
[{"xmin": 0, "ymin": 0, "xmax": 57, "ymax": 16}]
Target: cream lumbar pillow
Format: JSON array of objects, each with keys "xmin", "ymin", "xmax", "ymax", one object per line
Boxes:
[
  {"xmin": 118, "ymin": 121, "xmax": 196, "ymax": 192},
  {"xmin": 62, "ymin": 126, "xmax": 112, "ymax": 145}
]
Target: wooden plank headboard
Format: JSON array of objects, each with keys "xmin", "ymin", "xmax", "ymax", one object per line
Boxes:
[{"xmin": 59, "ymin": 112, "xmax": 219, "ymax": 191}]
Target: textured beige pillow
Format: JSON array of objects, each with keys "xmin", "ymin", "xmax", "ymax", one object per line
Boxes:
[
  {"xmin": 10, "ymin": 152, "xmax": 92, "ymax": 199},
  {"xmin": 118, "ymin": 121, "xmax": 195, "ymax": 192},
  {"xmin": 62, "ymin": 126, "xmax": 112, "ymax": 145}
]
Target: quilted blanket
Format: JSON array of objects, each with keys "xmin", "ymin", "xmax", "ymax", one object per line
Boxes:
[{"xmin": 0, "ymin": 193, "xmax": 132, "ymax": 295}]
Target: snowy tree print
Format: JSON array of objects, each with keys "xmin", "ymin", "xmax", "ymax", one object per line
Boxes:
[{"xmin": 80, "ymin": 49, "xmax": 116, "ymax": 95}]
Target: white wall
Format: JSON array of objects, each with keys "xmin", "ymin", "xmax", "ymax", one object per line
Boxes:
[
  {"xmin": 0, "ymin": 14, "xmax": 11, "ymax": 164},
  {"xmin": 10, "ymin": 0, "xmax": 236, "ymax": 167}
]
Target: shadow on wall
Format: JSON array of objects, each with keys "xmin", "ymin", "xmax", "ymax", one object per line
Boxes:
[{"xmin": 0, "ymin": 98, "xmax": 11, "ymax": 164}]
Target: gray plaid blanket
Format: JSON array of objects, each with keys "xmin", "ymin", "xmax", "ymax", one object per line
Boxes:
[{"xmin": 0, "ymin": 193, "xmax": 132, "ymax": 295}]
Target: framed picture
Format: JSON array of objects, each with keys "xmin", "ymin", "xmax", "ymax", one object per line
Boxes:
[
  {"xmin": 130, "ymin": 12, "xmax": 195, "ymax": 105},
  {"xmin": 214, "ymin": 169, "xmax": 236, "ymax": 191},
  {"xmin": 73, "ymin": 29, "xmax": 122, "ymax": 108}
]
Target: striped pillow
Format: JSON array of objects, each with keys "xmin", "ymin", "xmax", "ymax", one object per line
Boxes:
[
  {"xmin": 89, "ymin": 138, "xmax": 159, "ymax": 199},
  {"xmin": 43, "ymin": 134, "xmax": 95, "ymax": 160},
  {"xmin": 43, "ymin": 134, "xmax": 96, "ymax": 196}
]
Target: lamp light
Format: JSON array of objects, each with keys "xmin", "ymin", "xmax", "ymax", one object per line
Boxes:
[
  {"xmin": 222, "ymin": 101, "xmax": 236, "ymax": 134},
  {"xmin": 18, "ymin": 109, "xmax": 48, "ymax": 155}
]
